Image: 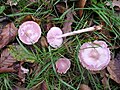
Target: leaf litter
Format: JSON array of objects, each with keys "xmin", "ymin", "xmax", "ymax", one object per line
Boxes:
[
  {"xmin": 106, "ymin": 0, "xmax": 120, "ymax": 8},
  {"xmin": 0, "ymin": 0, "xmax": 120, "ymax": 89},
  {"xmin": 0, "ymin": 20, "xmax": 17, "ymax": 49},
  {"xmin": 56, "ymin": 2, "xmax": 74, "ymax": 33},
  {"xmin": 78, "ymin": 0, "xmax": 87, "ymax": 17},
  {"xmin": 107, "ymin": 50, "xmax": 120, "ymax": 84},
  {"xmin": 31, "ymin": 81, "xmax": 48, "ymax": 90},
  {"xmin": 62, "ymin": 9, "xmax": 74, "ymax": 33},
  {"xmin": 0, "ymin": 48, "xmax": 16, "ymax": 68},
  {"xmin": 79, "ymin": 84, "xmax": 92, "ymax": 90}
]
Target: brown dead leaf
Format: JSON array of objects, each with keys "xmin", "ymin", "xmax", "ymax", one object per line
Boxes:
[
  {"xmin": 100, "ymin": 69, "xmax": 111, "ymax": 90},
  {"xmin": 0, "ymin": 48, "xmax": 16, "ymax": 73},
  {"xmin": 0, "ymin": 67, "xmax": 16, "ymax": 73},
  {"xmin": 31, "ymin": 81, "xmax": 48, "ymax": 90},
  {"xmin": 62, "ymin": 9, "xmax": 74, "ymax": 33},
  {"xmin": 32, "ymin": 63, "xmax": 41, "ymax": 77},
  {"xmin": 40, "ymin": 36, "xmax": 48, "ymax": 47},
  {"xmin": 78, "ymin": 0, "xmax": 87, "ymax": 17},
  {"xmin": 45, "ymin": 16, "xmax": 54, "ymax": 31},
  {"xmin": 99, "ymin": 22, "xmax": 111, "ymax": 42},
  {"xmin": 79, "ymin": 84, "xmax": 92, "ymax": 90},
  {"xmin": 0, "ymin": 48, "xmax": 16, "ymax": 68},
  {"xmin": 107, "ymin": 51, "xmax": 120, "ymax": 84},
  {"xmin": 56, "ymin": 3, "xmax": 66, "ymax": 13},
  {"xmin": 0, "ymin": 22, "xmax": 17, "ymax": 49},
  {"xmin": 21, "ymin": 15, "xmax": 40, "ymax": 24}
]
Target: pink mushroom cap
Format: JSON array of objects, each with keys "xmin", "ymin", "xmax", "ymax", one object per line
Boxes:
[
  {"xmin": 78, "ymin": 40, "xmax": 110, "ymax": 71},
  {"xmin": 55, "ymin": 58, "xmax": 71, "ymax": 74},
  {"xmin": 18, "ymin": 21, "xmax": 41, "ymax": 45},
  {"xmin": 47, "ymin": 27, "xmax": 63, "ymax": 48}
]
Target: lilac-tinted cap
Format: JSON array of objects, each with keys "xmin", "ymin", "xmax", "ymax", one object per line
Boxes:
[
  {"xmin": 78, "ymin": 40, "xmax": 110, "ymax": 71},
  {"xmin": 55, "ymin": 58, "xmax": 71, "ymax": 74},
  {"xmin": 18, "ymin": 21, "xmax": 41, "ymax": 45},
  {"xmin": 47, "ymin": 27, "xmax": 63, "ymax": 48}
]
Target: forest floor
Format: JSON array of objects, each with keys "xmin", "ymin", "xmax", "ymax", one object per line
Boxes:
[{"xmin": 0, "ymin": 0, "xmax": 120, "ymax": 90}]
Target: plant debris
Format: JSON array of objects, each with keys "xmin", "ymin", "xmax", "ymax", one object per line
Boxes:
[
  {"xmin": 0, "ymin": 48, "xmax": 16, "ymax": 68},
  {"xmin": 0, "ymin": 22, "xmax": 17, "ymax": 49},
  {"xmin": 21, "ymin": 15, "xmax": 40, "ymax": 24},
  {"xmin": 62, "ymin": 9, "xmax": 74, "ymax": 33},
  {"xmin": 56, "ymin": 3, "xmax": 66, "ymax": 13},
  {"xmin": 0, "ymin": 0, "xmax": 120, "ymax": 89},
  {"xmin": 107, "ymin": 51, "xmax": 120, "ymax": 84},
  {"xmin": 31, "ymin": 81, "xmax": 48, "ymax": 90},
  {"xmin": 79, "ymin": 84, "xmax": 92, "ymax": 90},
  {"xmin": 78, "ymin": 0, "xmax": 87, "ymax": 17},
  {"xmin": 106, "ymin": 0, "xmax": 120, "ymax": 8},
  {"xmin": 0, "ymin": 48, "xmax": 16, "ymax": 73},
  {"xmin": 40, "ymin": 36, "xmax": 48, "ymax": 48}
]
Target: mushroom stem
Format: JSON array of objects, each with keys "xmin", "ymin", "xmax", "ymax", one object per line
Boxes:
[{"xmin": 56, "ymin": 25, "xmax": 102, "ymax": 38}]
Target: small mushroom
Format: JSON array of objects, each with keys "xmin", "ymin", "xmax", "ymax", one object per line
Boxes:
[
  {"xmin": 47, "ymin": 27, "xmax": 63, "ymax": 48},
  {"xmin": 47, "ymin": 25, "xmax": 102, "ymax": 48},
  {"xmin": 78, "ymin": 40, "xmax": 110, "ymax": 71},
  {"xmin": 18, "ymin": 21, "xmax": 41, "ymax": 45},
  {"xmin": 55, "ymin": 58, "xmax": 71, "ymax": 74}
]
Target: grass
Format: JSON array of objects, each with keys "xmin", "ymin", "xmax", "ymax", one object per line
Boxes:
[{"xmin": 0, "ymin": 0, "xmax": 120, "ymax": 90}]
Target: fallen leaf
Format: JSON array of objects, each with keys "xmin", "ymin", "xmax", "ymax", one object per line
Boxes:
[
  {"xmin": 56, "ymin": 3, "xmax": 66, "ymax": 13},
  {"xmin": 0, "ymin": 48, "xmax": 16, "ymax": 73},
  {"xmin": 100, "ymin": 69, "xmax": 111, "ymax": 90},
  {"xmin": 107, "ymin": 51, "xmax": 120, "ymax": 84},
  {"xmin": 40, "ymin": 36, "xmax": 48, "ymax": 47},
  {"xmin": 45, "ymin": 16, "xmax": 54, "ymax": 31},
  {"xmin": 62, "ymin": 9, "xmax": 74, "ymax": 33},
  {"xmin": 31, "ymin": 81, "xmax": 48, "ymax": 90},
  {"xmin": 0, "ymin": 48, "xmax": 16, "ymax": 68},
  {"xmin": 98, "ymin": 21, "xmax": 111, "ymax": 43},
  {"xmin": 21, "ymin": 15, "xmax": 40, "ymax": 25},
  {"xmin": 9, "ymin": 44, "xmax": 35, "ymax": 63},
  {"xmin": 0, "ymin": 67, "xmax": 16, "ymax": 73},
  {"xmin": 79, "ymin": 84, "xmax": 92, "ymax": 90},
  {"xmin": 106, "ymin": 0, "xmax": 120, "ymax": 8},
  {"xmin": 46, "ymin": 22, "xmax": 53, "ymax": 31},
  {"xmin": 78, "ymin": 0, "xmax": 87, "ymax": 17},
  {"xmin": 0, "ymin": 22, "xmax": 17, "ymax": 49}
]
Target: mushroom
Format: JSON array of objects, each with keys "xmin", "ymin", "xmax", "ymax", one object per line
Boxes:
[
  {"xmin": 47, "ymin": 27, "xmax": 63, "ymax": 48},
  {"xmin": 47, "ymin": 25, "xmax": 102, "ymax": 48},
  {"xmin": 78, "ymin": 40, "xmax": 110, "ymax": 71},
  {"xmin": 18, "ymin": 21, "xmax": 41, "ymax": 45},
  {"xmin": 55, "ymin": 58, "xmax": 71, "ymax": 74}
]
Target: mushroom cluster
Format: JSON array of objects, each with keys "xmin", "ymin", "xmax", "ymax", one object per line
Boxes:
[
  {"xmin": 18, "ymin": 21, "xmax": 41, "ymax": 45},
  {"xmin": 78, "ymin": 40, "xmax": 110, "ymax": 71}
]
